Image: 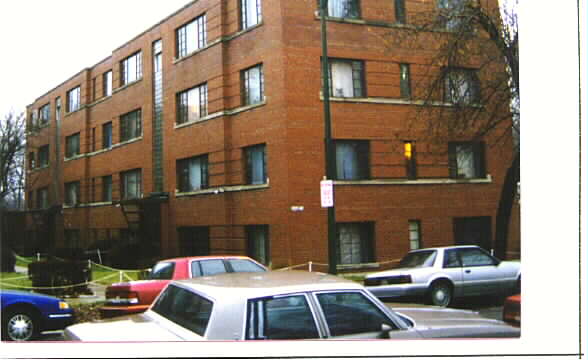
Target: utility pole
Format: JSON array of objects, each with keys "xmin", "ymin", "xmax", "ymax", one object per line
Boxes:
[{"xmin": 320, "ymin": 0, "xmax": 338, "ymax": 275}]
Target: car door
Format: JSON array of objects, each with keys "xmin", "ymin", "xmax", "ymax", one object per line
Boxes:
[
  {"xmin": 312, "ymin": 291, "xmax": 419, "ymax": 340},
  {"xmin": 458, "ymin": 247, "xmax": 501, "ymax": 296},
  {"xmin": 441, "ymin": 249, "xmax": 465, "ymax": 297},
  {"xmin": 245, "ymin": 294, "xmax": 321, "ymax": 340}
]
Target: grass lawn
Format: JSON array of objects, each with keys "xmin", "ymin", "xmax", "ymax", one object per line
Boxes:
[{"xmin": 0, "ymin": 272, "xmax": 32, "ymax": 290}]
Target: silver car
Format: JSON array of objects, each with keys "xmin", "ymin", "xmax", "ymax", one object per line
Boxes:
[
  {"xmin": 364, "ymin": 245, "xmax": 521, "ymax": 307},
  {"xmin": 65, "ymin": 271, "xmax": 519, "ymax": 341}
]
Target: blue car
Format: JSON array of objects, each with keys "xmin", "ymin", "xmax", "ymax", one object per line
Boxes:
[{"xmin": 1, "ymin": 290, "xmax": 75, "ymax": 341}]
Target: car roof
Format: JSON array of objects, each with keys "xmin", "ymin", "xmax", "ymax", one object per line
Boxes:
[
  {"xmin": 171, "ymin": 271, "xmax": 362, "ymax": 299},
  {"xmin": 409, "ymin": 245, "xmax": 482, "ymax": 252},
  {"xmin": 158, "ymin": 255, "xmax": 257, "ymax": 262}
]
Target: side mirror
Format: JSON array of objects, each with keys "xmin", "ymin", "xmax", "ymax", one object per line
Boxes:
[{"xmin": 379, "ymin": 323, "xmax": 392, "ymax": 339}]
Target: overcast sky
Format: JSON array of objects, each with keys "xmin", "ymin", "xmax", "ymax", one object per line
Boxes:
[{"xmin": 0, "ymin": 0, "xmax": 190, "ymax": 116}]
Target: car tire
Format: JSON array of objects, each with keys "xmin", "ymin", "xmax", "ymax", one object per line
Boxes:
[
  {"xmin": 2, "ymin": 307, "xmax": 40, "ymax": 341},
  {"xmin": 428, "ymin": 281, "xmax": 453, "ymax": 307}
]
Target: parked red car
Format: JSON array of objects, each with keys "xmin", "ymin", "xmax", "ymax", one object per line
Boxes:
[
  {"xmin": 502, "ymin": 294, "xmax": 521, "ymax": 327},
  {"xmin": 99, "ymin": 256, "xmax": 267, "ymax": 318}
]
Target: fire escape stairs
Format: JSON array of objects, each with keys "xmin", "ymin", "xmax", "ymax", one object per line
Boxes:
[{"xmin": 118, "ymin": 201, "xmax": 142, "ymax": 234}]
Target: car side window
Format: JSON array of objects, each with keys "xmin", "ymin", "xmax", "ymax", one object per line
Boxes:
[
  {"xmin": 152, "ymin": 284, "xmax": 213, "ymax": 336},
  {"xmin": 459, "ymin": 248, "xmax": 497, "ymax": 267},
  {"xmin": 443, "ymin": 250, "xmax": 461, "ymax": 268},
  {"xmin": 315, "ymin": 292, "xmax": 397, "ymax": 337},
  {"xmin": 246, "ymin": 295, "xmax": 320, "ymax": 340},
  {"xmin": 199, "ymin": 260, "xmax": 227, "ymax": 276},
  {"xmin": 227, "ymin": 259, "xmax": 266, "ymax": 273},
  {"xmin": 148, "ymin": 262, "xmax": 175, "ymax": 280}
]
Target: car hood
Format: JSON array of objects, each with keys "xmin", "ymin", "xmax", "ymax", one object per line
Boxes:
[
  {"xmin": 64, "ymin": 314, "xmax": 195, "ymax": 342},
  {"xmin": 394, "ymin": 307, "xmax": 520, "ymax": 338}
]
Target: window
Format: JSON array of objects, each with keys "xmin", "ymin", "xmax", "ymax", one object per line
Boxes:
[
  {"xmin": 121, "ymin": 51, "xmax": 142, "ymax": 85},
  {"xmin": 246, "ymin": 295, "xmax": 319, "ymax": 340},
  {"xmin": 437, "ymin": 0, "xmax": 466, "ymax": 30},
  {"xmin": 102, "ymin": 122, "xmax": 113, "ymax": 148},
  {"xmin": 404, "ymin": 141, "xmax": 416, "ymax": 179},
  {"xmin": 178, "ymin": 227, "xmax": 210, "ymax": 256},
  {"xmin": 399, "ymin": 64, "xmax": 411, "ymax": 98},
  {"xmin": 395, "ymin": 0, "xmax": 406, "ymax": 23},
  {"xmin": 121, "ymin": 169, "xmax": 142, "ymax": 200},
  {"xmin": 55, "ymin": 97, "xmax": 61, "ymax": 122},
  {"xmin": 335, "ymin": 140, "xmax": 369, "ymax": 180},
  {"xmin": 326, "ymin": 0, "xmax": 360, "ymax": 19},
  {"xmin": 102, "ymin": 175, "xmax": 112, "ymax": 202},
  {"xmin": 103, "ymin": 71, "xmax": 113, "ymax": 97},
  {"xmin": 92, "ymin": 77, "xmax": 98, "ymax": 101},
  {"xmin": 38, "ymin": 145, "xmax": 49, "ymax": 167},
  {"xmin": 91, "ymin": 128, "xmax": 96, "ymax": 152},
  {"xmin": 408, "ymin": 220, "xmax": 421, "ymax": 250},
  {"xmin": 227, "ymin": 258, "xmax": 266, "ymax": 273},
  {"xmin": 444, "ymin": 68, "xmax": 480, "ymax": 104},
  {"xmin": 65, "ymin": 181, "xmax": 80, "ymax": 206},
  {"xmin": 152, "ymin": 284, "xmax": 213, "ymax": 337},
  {"xmin": 176, "ymin": 14, "xmax": 207, "ymax": 58},
  {"xmin": 449, "ymin": 142, "xmax": 485, "ymax": 179},
  {"xmin": 65, "ymin": 133, "xmax": 80, "ymax": 158},
  {"xmin": 242, "ymin": 64, "xmax": 264, "ymax": 106},
  {"xmin": 120, "ymin": 109, "xmax": 142, "ymax": 142},
  {"xmin": 459, "ymin": 247, "xmax": 498, "ymax": 267},
  {"xmin": 240, "ymin": 0, "xmax": 262, "ymax": 30},
  {"xmin": 336, "ymin": 222, "xmax": 374, "ymax": 265},
  {"xmin": 147, "ymin": 262, "xmax": 175, "ymax": 280},
  {"xmin": 176, "ymin": 83, "xmax": 208, "ymax": 124},
  {"xmin": 247, "ymin": 225, "xmax": 269, "ymax": 265},
  {"xmin": 316, "ymin": 292, "xmax": 395, "ymax": 336},
  {"xmin": 67, "ymin": 86, "xmax": 81, "ymax": 112},
  {"xmin": 244, "ymin": 144, "xmax": 267, "ymax": 185},
  {"xmin": 28, "ymin": 152, "xmax": 35, "ymax": 169},
  {"xmin": 327, "ymin": 59, "xmax": 364, "ymax": 98},
  {"xmin": 39, "ymin": 104, "xmax": 50, "ymax": 125},
  {"xmin": 177, "ymin": 155, "xmax": 209, "ymax": 192},
  {"xmin": 36, "ymin": 187, "xmax": 49, "ymax": 209}
]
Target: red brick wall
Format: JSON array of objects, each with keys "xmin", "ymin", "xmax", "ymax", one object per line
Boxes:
[{"xmin": 25, "ymin": 0, "xmax": 519, "ymax": 269}]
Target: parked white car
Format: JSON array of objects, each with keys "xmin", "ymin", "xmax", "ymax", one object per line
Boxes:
[
  {"xmin": 364, "ymin": 246, "xmax": 521, "ymax": 307},
  {"xmin": 64, "ymin": 270, "xmax": 519, "ymax": 341}
]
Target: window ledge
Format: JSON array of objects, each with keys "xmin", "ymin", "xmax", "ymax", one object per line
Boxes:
[
  {"xmin": 64, "ymin": 106, "xmax": 85, "ymax": 118},
  {"xmin": 335, "ymin": 175, "xmax": 492, "ymax": 186},
  {"xmin": 175, "ymin": 101, "xmax": 267, "ymax": 131},
  {"xmin": 113, "ymin": 78, "xmax": 143, "ymax": 95},
  {"xmin": 320, "ymin": 94, "xmax": 462, "ymax": 107},
  {"xmin": 28, "ymin": 165, "xmax": 50, "ymax": 173},
  {"xmin": 224, "ymin": 22, "xmax": 264, "ymax": 42},
  {"xmin": 64, "ymin": 154, "xmax": 85, "ymax": 162},
  {"xmin": 176, "ymin": 183, "xmax": 269, "ymax": 198},
  {"xmin": 173, "ymin": 39, "xmax": 222, "ymax": 65},
  {"xmin": 113, "ymin": 136, "xmax": 143, "ymax": 149},
  {"xmin": 88, "ymin": 95, "xmax": 112, "ymax": 108}
]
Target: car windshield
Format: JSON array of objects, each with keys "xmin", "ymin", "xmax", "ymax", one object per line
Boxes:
[
  {"xmin": 147, "ymin": 262, "xmax": 175, "ymax": 280},
  {"xmin": 398, "ymin": 250, "xmax": 437, "ymax": 268}
]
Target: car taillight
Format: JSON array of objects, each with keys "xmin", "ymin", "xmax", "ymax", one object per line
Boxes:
[{"xmin": 106, "ymin": 291, "xmax": 140, "ymax": 305}]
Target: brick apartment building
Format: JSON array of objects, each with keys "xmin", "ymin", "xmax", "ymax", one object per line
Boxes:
[{"xmin": 24, "ymin": 0, "xmax": 519, "ymax": 270}]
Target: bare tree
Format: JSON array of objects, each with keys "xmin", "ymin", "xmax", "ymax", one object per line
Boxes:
[
  {"xmin": 0, "ymin": 112, "xmax": 26, "ymax": 209},
  {"xmin": 382, "ymin": 0, "xmax": 519, "ymax": 258}
]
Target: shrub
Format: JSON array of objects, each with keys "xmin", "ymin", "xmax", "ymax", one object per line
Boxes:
[{"xmin": 28, "ymin": 259, "xmax": 92, "ymax": 297}]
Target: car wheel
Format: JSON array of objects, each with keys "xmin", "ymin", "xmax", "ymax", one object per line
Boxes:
[
  {"xmin": 428, "ymin": 281, "xmax": 453, "ymax": 307},
  {"xmin": 2, "ymin": 308, "xmax": 40, "ymax": 341}
]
